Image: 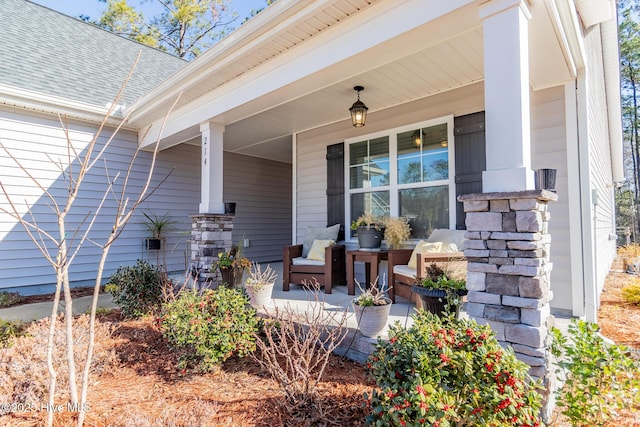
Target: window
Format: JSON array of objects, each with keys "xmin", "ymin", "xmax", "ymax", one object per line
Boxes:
[{"xmin": 346, "ymin": 117, "xmax": 455, "ymax": 240}]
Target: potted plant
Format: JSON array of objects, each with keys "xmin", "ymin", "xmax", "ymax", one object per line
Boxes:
[
  {"xmin": 142, "ymin": 211, "xmax": 175, "ymax": 250},
  {"xmin": 351, "ymin": 213, "xmax": 385, "ymax": 250},
  {"xmin": 244, "ymin": 262, "xmax": 277, "ymax": 308},
  {"xmin": 412, "ymin": 262, "xmax": 466, "ymax": 317},
  {"xmin": 352, "ymin": 277, "xmax": 392, "ymax": 337},
  {"xmin": 383, "ymin": 216, "xmax": 411, "ymax": 249},
  {"xmin": 213, "ymin": 245, "xmax": 251, "ymax": 288}
]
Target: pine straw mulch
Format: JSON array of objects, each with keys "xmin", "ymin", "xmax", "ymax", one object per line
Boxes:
[
  {"xmin": 2, "ymin": 257, "xmax": 640, "ymax": 426},
  {"xmin": 0, "ymin": 311, "xmax": 372, "ymax": 427}
]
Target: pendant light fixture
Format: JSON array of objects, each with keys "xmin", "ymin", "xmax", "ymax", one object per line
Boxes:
[{"xmin": 349, "ymin": 85, "xmax": 368, "ymax": 127}]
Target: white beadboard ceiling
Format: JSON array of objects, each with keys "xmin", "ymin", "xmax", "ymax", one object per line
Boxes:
[{"xmin": 132, "ymin": 0, "xmax": 575, "ymax": 164}]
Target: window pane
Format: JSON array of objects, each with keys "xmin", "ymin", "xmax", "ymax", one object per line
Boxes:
[
  {"xmin": 350, "ymin": 191, "xmax": 390, "ymax": 236},
  {"xmin": 350, "ymin": 141, "xmax": 368, "ymax": 166},
  {"xmin": 398, "ymin": 157, "xmax": 422, "ymax": 184},
  {"xmin": 350, "ymin": 165, "xmax": 368, "ymax": 189},
  {"xmin": 422, "ymin": 149, "xmax": 448, "ymax": 181},
  {"xmin": 397, "ymin": 129, "xmax": 421, "ymax": 157},
  {"xmin": 370, "ymin": 136, "xmax": 389, "ymax": 160},
  {"xmin": 399, "ymin": 186, "xmax": 449, "ymax": 239},
  {"xmin": 369, "ymin": 160, "xmax": 390, "ymax": 187}
]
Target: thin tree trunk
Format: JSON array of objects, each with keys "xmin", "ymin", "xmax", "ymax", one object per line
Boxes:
[
  {"xmin": 59, "ymin": 219, "xmax": 79, "ymax": 406},
  {"xmin": 45, "ymin": 268, "xmax": 63, "ymax": 427}
]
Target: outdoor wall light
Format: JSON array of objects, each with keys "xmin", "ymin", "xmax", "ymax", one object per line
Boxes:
[{"xmin": 349, "ymin": 85, "xmax": 368, "ymax": 127}]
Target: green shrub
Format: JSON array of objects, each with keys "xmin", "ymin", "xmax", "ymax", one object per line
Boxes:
[
  {"xmin": 622, "ymin": 281, "xmax": 640, "ymax": 305},
  {"xmin": 105, "ymin": 259, "xmax": 170, "ymax": 318},
  {"xmin": 550, "ymin": 319, "xmax": 640, "ymax": 426},
  {"xmin": 160, "ymin": 287, "xmax": 259, "ymax": 372},
  {"xmin": 0, "ymin": 319, "xmax": 27, "ymax": 348},
  {"xmin": 0, "ymin": 291, "xmax": 24, "ymax": 308},
  {"xmin": 364, "ymin": 311, "xmax": 543, "ymax": 427}
]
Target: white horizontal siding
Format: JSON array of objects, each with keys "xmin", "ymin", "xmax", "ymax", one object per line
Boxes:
[
  {"xmin": 585, "ymin": 27, "xmax": 616, "ymax": 297},
  {"xmin": 531, "ymin": 86, "xmax": 571, "ymax": 312},
  {"xmin": 0, "ymin": 107, "xmax": 199, "ymax": 293}
]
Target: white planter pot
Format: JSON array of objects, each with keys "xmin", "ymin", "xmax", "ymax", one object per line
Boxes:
[
  {"xmin": 245, "ymin": 282, "xmax": 274, "ymax": 308},
  {"xmin": 352, "ymin": 299, "xmax": 391, "ymax": 337}
]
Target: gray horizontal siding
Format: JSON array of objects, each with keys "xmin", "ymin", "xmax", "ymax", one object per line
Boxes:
[
  {"xmin": 223, "ymin": 152, "xmax": 292, "ymax": 263},
  {"xmin": 0, "ymin": 107, "xmax": 199, "ymax": 292}
]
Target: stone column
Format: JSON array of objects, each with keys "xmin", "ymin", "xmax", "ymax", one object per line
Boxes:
[
  {"xmin": 459, "ymin": 189, "xmax": 557, "ymax": 416},
  {"xmin": 190, "ymin": 213, "xmax": 234, "ymax": 287}
]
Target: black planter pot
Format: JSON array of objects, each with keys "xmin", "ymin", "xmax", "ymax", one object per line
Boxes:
[
  {"xmin": 357, "ymin": 227, "xmax": 384, "ymax": 250},
  {"xmin": 535, "ymin": 168, "xmax": 557, "ymax": 191},
  {"xmin": 146, "ymin": 238, "xmax": 162, "ymax": 251},
  {"xmin": 411, "ymin": 285, "xmax": 466, "ymax": 317}
]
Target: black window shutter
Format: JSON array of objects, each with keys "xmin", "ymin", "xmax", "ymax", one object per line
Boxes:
[
  {"xmin": 327, "ymin": 143, "xmax": 345, "ymax": 241},
  {"xmin": 454, "ymin": 112, "xmax": 486, "ymax": 230}
]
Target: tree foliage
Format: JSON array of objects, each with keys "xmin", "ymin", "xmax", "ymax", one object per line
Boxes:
[
  {"xmin": 619, "ymin": 0, "xmax": 640, "ymax": 241},
  {"xmin": 94, "ymin": 0, "xmax": 253, "ymax": 59}
]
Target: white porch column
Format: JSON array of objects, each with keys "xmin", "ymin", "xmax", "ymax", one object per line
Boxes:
[
  {"xmin": 480, "ymin": 0, "xmax": 534, "ymax": 192},
  {"xmin": 199, "ymin": 121, "xmax": 225, "ymax": 214}
]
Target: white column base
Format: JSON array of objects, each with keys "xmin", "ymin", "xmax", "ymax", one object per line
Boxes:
[
  {"xmin": 199, "ymin": 202, "xmax": 225, "ymax": 214},
  {"xmin": 482, "ymin": 167, "xmax": 534, "ymax": 192}
]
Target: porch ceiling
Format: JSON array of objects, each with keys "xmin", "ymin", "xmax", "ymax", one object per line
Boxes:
[{"xmin": 130, "ymin": 0, "xmax": 574, "ymax": 164}]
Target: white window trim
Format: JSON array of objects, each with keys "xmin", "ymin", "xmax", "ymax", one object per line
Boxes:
[{"xmin": 344, "ymin": 115, "xmax": 456, "ymax": 243}]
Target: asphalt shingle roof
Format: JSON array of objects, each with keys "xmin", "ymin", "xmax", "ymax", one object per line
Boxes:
[{"xmin": 0, "ymin": 0, "xmax": 186, "ymax": 108}]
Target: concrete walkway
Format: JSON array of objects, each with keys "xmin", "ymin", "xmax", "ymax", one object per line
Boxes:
[{"xmin": 0, "ymin": 293, "xmax": 118, "ymax": 322}]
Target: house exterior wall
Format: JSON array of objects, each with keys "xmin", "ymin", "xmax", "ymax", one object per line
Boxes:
[
  {"xmin": 222, "ymin": 152, "xmax": 292, "ymax": 262},
  {"xmin": 584, "ymin": 25, "xmax": 617, "ymax": 295},
  {"xmin": 0, "ymin": 107, "xmax": 199, "ymax": 294},
  {"xmin": 530, "ymin": 86, "xmax": 572, "ymax": 313}
]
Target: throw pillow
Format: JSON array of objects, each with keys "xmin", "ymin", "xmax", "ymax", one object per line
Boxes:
[
  {"xmin": 302, "ymin": 224, "xmax": 340, "ymax": 257},
  {"xmin": 440, "ymin": 242, "xmax": 459, "ymax": 252},
  {"xmin": 408, "ymin": 241, "xmax": 442, "ymax": 270},
  {"xmin": 306, "ymin": 239, "xmax": 335, "ymax": 262}
]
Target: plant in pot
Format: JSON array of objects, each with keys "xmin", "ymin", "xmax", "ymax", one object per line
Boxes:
[
  {"xmin": 213, "ymin": 245, "xmax": 251, "ymax": 289},
  {"xmin": 142, "ymin": 211, "xmax": 175, "ymax": 250},
  {"xmin": 352, "ymin": 277, "xmax": 392, "ymax": 338},
  {"xmin": 383, "ymin": 216, "xmax": 411, "ymax": 249},
  {"xmin": 351, "ymin": 213, "xmax": 385, "ymax": 250},
  {"xmin": 412, "ymin": 262, "xmax": 466, "ymax": 317},
  {"xmin": 244, "ymin": 262, "xmax": 277, "ymax": 308}
]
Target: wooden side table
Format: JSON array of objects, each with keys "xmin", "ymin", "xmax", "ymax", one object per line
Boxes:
[{"xmin": 347, "ymin": 249, "xmax": 389, "ymax": 297}]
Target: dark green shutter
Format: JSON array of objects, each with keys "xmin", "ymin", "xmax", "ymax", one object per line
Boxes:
[
  {"xmin": 454, "ymin": 112, "xmax": 486, "ymax": 230},
  {"xmin": 327, "ymin": 143, "xmax": 345, "ymax": 241}
]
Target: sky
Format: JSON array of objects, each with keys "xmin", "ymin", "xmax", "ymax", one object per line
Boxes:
[{"xmin": 29, "ymin": 0, "xmax": 270, "ymax": 31}]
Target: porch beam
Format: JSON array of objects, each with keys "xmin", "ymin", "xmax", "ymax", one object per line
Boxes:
[
  {"xmin": 199, "ymin": 121, "xmax": 225, "ymax": 214},
  {"xmin": 480, "ymin": 0, "xmax": 534, "ymax": 192}
]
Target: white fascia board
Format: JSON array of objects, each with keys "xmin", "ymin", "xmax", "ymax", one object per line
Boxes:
[
  {"xmin": 0, "ymin": 84, "xmax": 129, "ymax": 128},
  {"xmin": 544, "ymin": 0, "xmax": 587, "ymax": 76},
  {"xmin": 600, "ymin": 1, "xmax": 624, "ymax": 184},
  {"xmin": 137, "ymin": 0, "xmax": 476, "ymax": 148},
  {"xmin": 575, "ymin": 0, "xmax": 612, "ymax": 28}
]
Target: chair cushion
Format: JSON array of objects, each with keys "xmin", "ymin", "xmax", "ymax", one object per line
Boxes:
[
  {"xmin": 426, "ymin": 228, "xmax": 466, "ymax": 249},
  {"xmin": 302, "ymin": 224, "xmax": 340, "ymax": 257},
  {"xmin": 307, "ymin": 239, "xmax": 335, "ymax": 261},
  {"xmin": 292, "ymin": 256, "xmax": 325, "ymax": 266},
  {"xmin": 408, "ymin": 241, "xmax": 442, "ymax": 270},
  {"xmin": 393, "ymin": 264, "xmax": 417, "ymax": 280},
  {"xmin": 440, "ymin": 242, "xmax": 459, "ymax": 252}
]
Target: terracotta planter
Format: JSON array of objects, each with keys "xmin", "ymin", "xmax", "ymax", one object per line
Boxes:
[
  {"xmin": 352, "ymin": 298, "xmax": 391, "ymax": 337},
  {"xmin": 245, "ymin": 282, "xmax": 274, "ymax": 308}
]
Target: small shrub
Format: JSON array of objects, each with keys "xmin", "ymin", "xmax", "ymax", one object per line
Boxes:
[
  {"xmin": 105, "ymin": 259, "xmax": 170, "ymax": 318},
  {"xmin": 365, "ymin": 311, "xmax": 543, "ymax": 426},
  {"xmin": 160, "ymin": 287, "xmax": 259, "ymax": 372},
  {"xmin": 0, "ymin": 319, "xmax": 27, "ymax": 348},
  {"xmin": 252, "ymin": 278, "xmax": 349, "ymax": 408},
  {"xmin": 550, "ymin": 319, "xmax": 640, "ymax": 427},
  {"xmin": 622, "ymin": 281, "xmax": 640, "ymax": 305},
  {"xmin": 0, "ymin": 291, "xmax": 24, "ymax": 308}
]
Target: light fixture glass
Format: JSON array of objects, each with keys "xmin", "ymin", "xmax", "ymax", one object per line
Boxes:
[
  {"xmin": 349, "ymin": 85, "xmax": 368, "ymax": 127},
  {"xmin": 412, "ymin": 130, "xmax": 421, "ymax": 147}
]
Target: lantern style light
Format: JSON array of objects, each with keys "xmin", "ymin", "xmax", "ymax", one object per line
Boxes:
[{"xmin": 349, "ymin": 85, "xmax": 368, "ymax": 127}]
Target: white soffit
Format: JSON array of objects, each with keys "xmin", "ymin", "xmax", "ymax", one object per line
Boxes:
[{"xmin": 575, "ymin": 0, "xmax": 612, "ymax": 28}]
